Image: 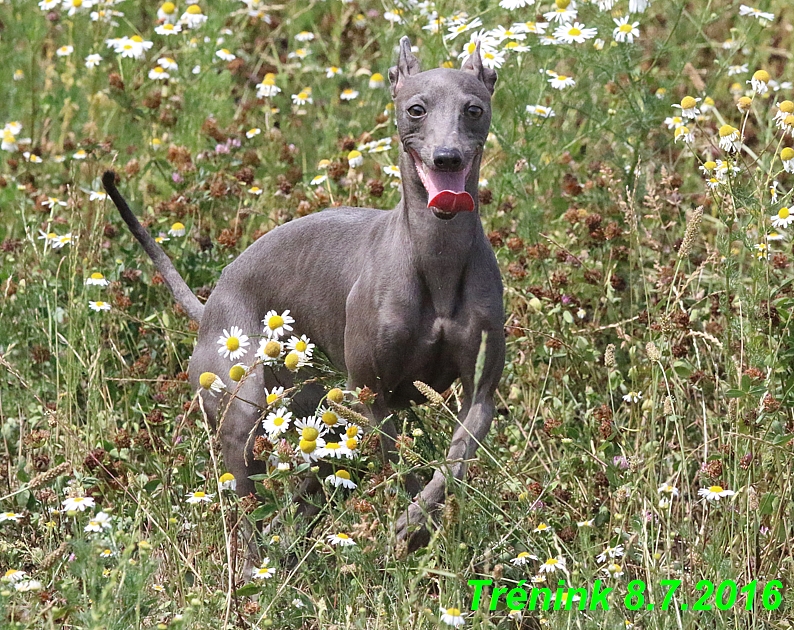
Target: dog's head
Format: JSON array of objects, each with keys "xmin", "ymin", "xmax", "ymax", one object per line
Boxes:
[{"xmin": 389, "ymin": 37, "xmax": 496, "ymax": 219}]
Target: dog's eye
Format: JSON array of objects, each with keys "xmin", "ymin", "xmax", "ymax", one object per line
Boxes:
[
  {"xmin": 407, "ymin": 104, "xmax": 426, "ymax": 118},
  {"xmin": 466, "ymin": 105, "xmax": 484, "ymax": 118}
]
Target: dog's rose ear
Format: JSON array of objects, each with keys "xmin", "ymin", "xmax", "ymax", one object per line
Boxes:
[
  {"xmin": 461, "ymin": 41, "xmax": 497, "ymax": 95},
  {"xmin": 388, "ymin": 36, "xmax": 421, "ymax": 98}
]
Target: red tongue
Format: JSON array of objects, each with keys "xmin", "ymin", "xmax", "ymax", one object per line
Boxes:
[
  {"xmin": 423, "ymin": 164, "xmax": 474, "ymax": 213},
  {"xmin": 428, "ymin": 190, "xmax": 475, "ymax": 213}
]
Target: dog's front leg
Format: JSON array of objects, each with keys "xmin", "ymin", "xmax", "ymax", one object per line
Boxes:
[
  {"xmin": 394, "ymin": 330, "xmax": 505, "ymax": 553},
  {"xmin": 394, "ymin": 395, "xmax": 494, "ymax": 552}
]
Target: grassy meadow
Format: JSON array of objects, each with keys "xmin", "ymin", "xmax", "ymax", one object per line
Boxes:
[{"xmin": 1, "ymin": 0, "xmax": 794, "ymax": 627}]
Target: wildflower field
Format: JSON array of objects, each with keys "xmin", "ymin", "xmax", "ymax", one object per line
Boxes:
[{"xmin": 2, "ymin": 0, "xmax": 794, "ymax": 627}]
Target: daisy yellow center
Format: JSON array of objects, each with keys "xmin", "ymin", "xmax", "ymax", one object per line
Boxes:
[
  {"xmin": 296, "ymin": 340, "xmax": 307, "ymax": 352},
  {"xmin": 781, "ymin": 148, "xmax": 794, "ymax": 161},
  {"xmin": 555, "ymin": 0, "xmax": 570, "ymax": 8},
  {"xmin": 780, "ymin": 101, "xmax": 794, "ymax": 113},
  {"xmin": 302, "ymin": 427, "xmax": 319, "ymax": 441},
  {"xmin": 264, "ymin": 341, "xmax": 281, "ymax": 357},
  {"xmin": 299, "ymin": 439, "xmax": 316, "ymax": 453},
  {"xmin": 537, "ymin": 523, "xmax": 548, "ymax": 530},
  {"xmin": 446, "ymin": 608, "xmax": 461, "ymax": 616},
  {"xmin": 161, "ymin": 2, "xmax": 175, "ymax": 13},
  {"xmin": 219, "ymin": 473, "xmax": 234, "ymax": 483},
  {"xmin": 153, "ymin": 67, "xmax": 165, "ymax": 74},
  {"xmin": 348, "ymin": 150, "xmax": 362, "ymax": 160},
  {"xmin": 703, "ymin": 161, "xmax": 716, "ymax": 170},
  {"xmin": 285, "ymin": 351, "xmax": 300, "ymax": 370},
  {"xmin": 619, "ymin": 23, "xmax": 633, "ymax": 33},
  {"xmin": 90, "ymin": 272, "xmax": 104, "ymax": 280},
  {"xmin": 4, "ymin": 570, "xmax": 20, "ymax": 578},
  {"xmin": 221, "ymin": 49, "xmax": 230, "ymax": 55},
  {"xmin": 268, "ymin": 315, "xmax": 284, "ymax": 330},
  {"xmin": 199, "ymin": 372, "xmax": 217, "ymax": 389},
  {"xmin": 229, "ymin": 365, "xmax": 245, "ymax": 381},
  {"xmin": 162, "ymin": 24, "xmax": 174, "ymax": 30},
  {"xmin": 328, "ymin": 388, "xmax": 344, "ymax": 403},
  {"xmin": 371, "ymin": 72, "xmax": 384, "ymax": 82},
  {"xmin": 557, "ymin": 75, "xmax": 568, "ymax": 81},
  {"xmin": 337, "ymin": 533, "xmax": 349, "ymax": 539},
  {"xmin": 73, "ymin": 0, "xmax": 82, "ymax": 6},
  {"xmin": 273, "ymin": 416, "xmax": 285, "ymax": 426},
  {"xmin": 568, "ymin": 27, "xmax": 581, "ymax": 36},
  {"xmin": 326, "ymin": 442, "xmax": 341, "ymax": 450},
  {"xmin": 546, "ymin": 558, "xmax": 558, "ymax": 565},
  {"xmin": 266, "ymin": 393, "xmax": 279, "ymax": 404},
  {"xmin": 131, "ymin": 35, "xmax": 143, "ymax": 43},
  {"xmin": 778, "ymin": 208, "xmax": 790, "ymax": 219},
  {"xmin": 321, "ymin": 411, "xmax": 338, "ymax": 426},
  {"xmin": 297, "ymin": 91, "xmax": 309, "ymax": 100},
  {"xmin": 346, "ymin": 425, "xmax": 359, "ymax": 437},
  {"xmin": 193, "ymin": 491, "xmax": 205, "ymax": 498},
  {"xmin": 186, "ymin": 4, "xmax": 201, "ymax": 14},
  {"xmin": 225, "ymin": 336, "xmax": 240, "ymax": 351},
  {"xmin": 680, "ymin": 96, "xmax": 696, "ymax": 109},
  {"xmin": 345, "ymin": 438, "xmax": 358, "ymax": 450},
  {"xmin": 753, "ymin": 70, "xmax": 770, "ymax": 83},
  {"xmin": 172, "ymin": 222, "xmax": 184, "ymax": 230},
  {"xmin": 517, "ymin": 552, "xmax": 530, "ymax": 558},
  {"xmin": 94, "ymin": 301, "xmax": 106, "ymax": 307},
  {"xmin": 336, "ymin": 470, "xmax": 351, "ymax": 480},
  {"xmin": 785, "ymin": 115, "xmax": 794, "ymax": 127},
  {"xmin": 719, "ymin": 124, "xmax": 737, "ymax": 137},
  {"xmin": 709, "ymin": 485, "xmax": 723, "ymax": 493}
]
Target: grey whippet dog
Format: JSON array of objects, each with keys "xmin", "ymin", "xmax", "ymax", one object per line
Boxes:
[{"xmin": 102, "ymin": 37, "xmax": 505, "ymax": 552}]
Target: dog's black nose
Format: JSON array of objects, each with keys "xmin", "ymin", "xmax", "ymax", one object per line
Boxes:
[{"xmin": 433, "ymin": 148, "xmax": 463, "ymax": 170}]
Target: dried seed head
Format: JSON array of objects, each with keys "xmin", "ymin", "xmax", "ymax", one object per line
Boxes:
[
  {"xmin": 678, "ymin": 206, "xmax": 703, "ymax": 259},
  {"xmin": 29, "ymin": 461, "xmax": 71, "ymax": 490},
  {"xmin": 604, "ymin": 344, "xmax": 616, "ymax": 368},
  {"xmin": 663, "ymin": 395, "xmax": 675, "ymax": 417},
  {"xmin": 328, "ymin": 400, "xmax": 370, "ymax": 426},
  {"xmin": 413, "ymin": 381, "xmax": 445, "ymax": 406},
  {"xmin": 645, "ymin": 341, "xmax": 662, "ymax": 362}
]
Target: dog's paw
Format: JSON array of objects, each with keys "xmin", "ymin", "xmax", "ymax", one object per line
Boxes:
[{"xmin": 394, "ymin": 500, "xmax": 433, "ymax": 555}]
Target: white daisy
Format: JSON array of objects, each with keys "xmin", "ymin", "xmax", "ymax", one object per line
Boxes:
[
  {"xmin": 84, "ymin": 511, "xmax": 113, "ymax": 533},
  {"xmin": 327, "ymin": 532, "xmax": 356, "ymax": 546},
  {"xmin": 698, "ymin": 485, "xmax": 735, "ymax": 502},
  {"xmin": 596, "ymin": 544, "xmax": 624, "ymax": 563},
  {"xmin": 263, "ymin": 407, "xmax": 293, "ymax": 437},
  {"xmin": 85, "ymin": 272, "xmax": 109, "ymax": 286},
  {"xmin": 251, "ymin": 559, "xmax": 276, "ymax": 579},
  {"xmin": 440, "ymin": 607, "xmax": 466, "ymax": 627},
  {"xmin": 62, "ymin": 496, "xmax": 96, "ymax": 512},
  {"xmin": 771, "ymin": 207, "xmax": 793, "ymax": 229},
  {"xmin": 218, "ymin": 472, "xmax": 237, "ymax": 491},
  {"xmin": 325, "ymin": 469, "xmax": 357, "ymax": 489},
  {"xmin": 185, "ymin": 490, "xmax": 214, "ymax": 504},
  {"xmin": 216, "ymin": 326, "xmax": 250, "ymax": 361},
  {"xmin": 510, "ymin": 551, "xmax": 538, "ymax": 566},
  {"xmin": 622, "ymin": 391, "xmax": 642, "ymax": 403},
  {"xmin": 612, "ymin": 16, "xmax": 640, "ymax": 43},
  {"xmin": 539, "ymin": 556, "xmax": 567, "ymax": 574},
  {"xmin": 553, "ymin": 22, "xmax": 597, "ymax": 45},
  {"xmin": 263, "ymin": 310, "xmax": 294, "ymax": 339}
]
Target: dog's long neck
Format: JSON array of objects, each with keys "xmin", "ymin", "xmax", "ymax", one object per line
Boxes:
[{"xmin": 395, "ymin": 148, "xmax": 484, "ymax": 316}]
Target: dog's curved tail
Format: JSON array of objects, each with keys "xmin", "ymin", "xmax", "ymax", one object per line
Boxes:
[{"xmin": 102, "ymin": 171, "xmax": 205, "ymax": 322}]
